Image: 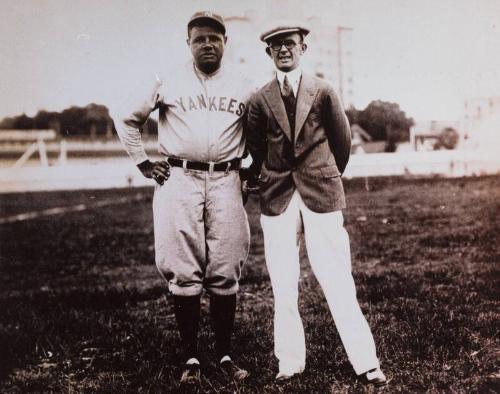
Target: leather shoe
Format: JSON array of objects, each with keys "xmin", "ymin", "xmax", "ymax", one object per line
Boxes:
[
  {"xmin": 363, "ymin": 367, "xmax": 387, "ymax": 386},
  {"xmin": 275, "ymin": 370, "xmax": 302, "ymax": 382}
]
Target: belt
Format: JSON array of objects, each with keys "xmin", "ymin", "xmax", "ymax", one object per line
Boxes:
[{"xmin": 166, "ymin": 157, "xmax": 241, "ymax": 173}]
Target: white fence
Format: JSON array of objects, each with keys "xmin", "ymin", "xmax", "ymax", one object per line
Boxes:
[
  {"xmin": 0, "ymin": 149, "xmax": 498, "ymax": 194},
  {"xmin": 343, "ymin": 150, "xmax": 499, "ymax": 178}
]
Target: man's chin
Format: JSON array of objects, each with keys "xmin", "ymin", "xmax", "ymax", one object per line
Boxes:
[
  {"xmin": 199, "ymin": 58, "xmax": 218, "ymax": 65},
  {"xmin": 197, "ymin": 60, "xmax": 221, "ymax": 73},
  {"xmin": 277, "ymin": 65, "xmax": 293, "ymax": 72},
  {"xmin": 276, "ymin": 60, "xmax": 296, "ymax": 72}
]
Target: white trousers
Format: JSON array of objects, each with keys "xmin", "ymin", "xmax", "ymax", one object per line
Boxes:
[{"xmin": 260, "ymin": 191, "xmax": 380, "ymax": 375}]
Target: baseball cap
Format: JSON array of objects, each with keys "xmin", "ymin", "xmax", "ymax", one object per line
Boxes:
[
  {"xmin": 188, "ymin": 11, "xmax": 226, "ymax": 35},
  {"xmin": 260, "ymin": 21, "xmax": 310, "ymax": 43}
]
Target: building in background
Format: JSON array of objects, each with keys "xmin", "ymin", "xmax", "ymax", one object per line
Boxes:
[
  {"xmin": 223, "ymin": 1, "xmax": 353, "ymax": 105},
  {"xmin": 463, "ymin": 97, "xmax": 500, "ymax": 151},
  {"xmin": 410, "ymin": 121, "xmax": 461, "ymax": 151},
  {"xmin": 224, "ymin": 10, "xmax": 274, "ymax": 87}
]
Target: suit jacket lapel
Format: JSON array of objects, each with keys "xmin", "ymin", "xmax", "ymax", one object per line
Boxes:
[
  {"xmin": 295, "ymin": 73, "xmax": 319, "ymax": 140},
  {"xmin": 263, "ymin": 79, "xmax": 292, "ymax": 142}
]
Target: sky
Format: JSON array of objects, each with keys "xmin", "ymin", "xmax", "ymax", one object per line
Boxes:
[{"xmin": 0, "ymin": 0, "xmax": 499, "ymax": 122}]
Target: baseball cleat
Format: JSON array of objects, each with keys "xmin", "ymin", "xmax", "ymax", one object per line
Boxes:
[
  {"xmin": 180, "ymin": 362, "xmax": 201, "ymax": 386},
  {"xmin": 219, "ymin": 358, "xmax": 249, "ymax": 381}
]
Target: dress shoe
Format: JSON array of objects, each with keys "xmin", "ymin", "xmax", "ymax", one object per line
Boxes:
[
  {"xmin": 275, "ymin": 370, "xmax": 303, "ymax": 382},
  {"xmin": 363, "ymin": 367, "xmax": 387, "ymax": 386}
]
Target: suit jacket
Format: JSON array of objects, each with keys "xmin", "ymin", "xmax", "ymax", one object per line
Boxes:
[{"xmin": 246, "ymin": 72, "xmax": 351, "ymax": 216}]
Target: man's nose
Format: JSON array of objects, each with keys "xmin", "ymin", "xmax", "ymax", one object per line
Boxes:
[
  {"xmin": 202, "ymin": 37, "xmax": 213, "ymax": 47},
  {"xmin": 279, "ymin": 44, "xmax": 289, "ymax": 53}
]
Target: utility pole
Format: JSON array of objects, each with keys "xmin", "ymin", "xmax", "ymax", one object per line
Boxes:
[{"xmin": 336, "ymin": 26, "xmax": 353, "ymax": 106}]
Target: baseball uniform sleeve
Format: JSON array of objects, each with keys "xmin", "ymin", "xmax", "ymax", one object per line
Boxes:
[
  {"xmin": 113, "ymin": 75, "xmax": 164, "ymax": 165},
  {"xmin": 323, "ymin": 85, "xmax": 352, "ymax": 175}
]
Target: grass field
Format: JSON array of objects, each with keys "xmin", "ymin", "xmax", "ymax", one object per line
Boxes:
[{"xmin": 0, "ymin": 176, "xmax": 499, "ymax": 393}]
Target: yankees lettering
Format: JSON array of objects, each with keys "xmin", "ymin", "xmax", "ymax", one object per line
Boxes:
[
  {"xmin": 119, "ymin": 61, "xmax": 254, "ymax": 164},
  {"xmin": 174, "ymin": 95, "xmax": 246, "ymax": 115}
]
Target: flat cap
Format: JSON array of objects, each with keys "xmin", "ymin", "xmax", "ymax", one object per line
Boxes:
[
  {"xmin": 188, "ymin": 11, "xmax": 226, "ymax": 34},
  {"xmin": 260, "ymin": 21, "xmax": 310, "ymax": 43}
]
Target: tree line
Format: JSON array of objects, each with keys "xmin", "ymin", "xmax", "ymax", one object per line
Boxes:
[
  {"xmin": 346, "ymin": 100, "xmax": 414, "ymax": 152},
  {"xmin": 0, "ymin": 103, "xmax": 157, "ymax": 139},
  {"xmin": 0, "ymin": 101, "xmax": 413, "ymax": 151}
]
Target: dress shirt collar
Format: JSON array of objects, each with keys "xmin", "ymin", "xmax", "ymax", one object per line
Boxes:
[{"xmin": 276, "ymin": 67, "xmax": 302, "ymax": 96}]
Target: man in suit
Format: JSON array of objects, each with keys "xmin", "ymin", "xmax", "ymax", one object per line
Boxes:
[{"xmin": 246, "ymin": 23, "xmax": 387, "ymax": 386}]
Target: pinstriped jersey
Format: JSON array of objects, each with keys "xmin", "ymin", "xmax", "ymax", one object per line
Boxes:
[{"xmin": 115, "ymin": 60, "xmax": 257, "ymax": 164}]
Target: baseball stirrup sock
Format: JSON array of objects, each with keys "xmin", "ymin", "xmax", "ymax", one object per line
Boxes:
[
  {"xmin": 173, "ymin": 295, "xmax": 201, "ymax": 361},
  {"xmin": 210, "ymin": 294, "xmax": 236, "ymax": 360}
]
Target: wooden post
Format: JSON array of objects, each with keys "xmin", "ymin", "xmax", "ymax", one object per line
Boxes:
[
  {"xmin": 58, "ymin": 139, "xmax": 67, "ymax": 166},
  {"xmin": 37, "ymin": 137, "xmax": 49, "ymax": 166},
  {"xmin": 13, "ymin": 142, "xmax": 37, "ymax": 168}
]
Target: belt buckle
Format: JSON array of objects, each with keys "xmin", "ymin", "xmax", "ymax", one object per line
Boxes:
[
  {"xmin": 224, "ymin": 161, "xmax": 231, "ymax": 175},
  {"xmin": 208, "ymin": 161, "xmax": 215, "ymax": 175},
  {"xmin": 182, "ymin": 159, "xmax": 188, "ymax": 173}
]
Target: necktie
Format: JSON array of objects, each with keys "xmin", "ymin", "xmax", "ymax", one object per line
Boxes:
[
  {"xmin": 282, "ymin": 75, "xmax": 295, "ymax": 104},
  {"xmin": 281, "ymin": 75, "xmax": 296, "ymax": 140}
]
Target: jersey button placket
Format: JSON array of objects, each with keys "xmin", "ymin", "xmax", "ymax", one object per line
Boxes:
[
  {"xmin": 204, "ymin": 76, "xmax": 213, "ymax": 167},
  {"xmin": 208, "ymin": 77, "xmax": 219, "ymax": 166}
]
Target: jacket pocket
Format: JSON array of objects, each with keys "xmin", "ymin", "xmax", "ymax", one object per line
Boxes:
[{"xmin": 319, "ymin": 165, "xmax": 340, "ymax": 178}]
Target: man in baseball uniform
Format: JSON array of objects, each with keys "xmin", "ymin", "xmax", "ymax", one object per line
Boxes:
[
  {"xmin": 114, "ymin": 11, "xmax": 255, "ymax": 385},
  {"xmin": 245, "ymin": 22, "xmax": 387, "ymax": 386}
]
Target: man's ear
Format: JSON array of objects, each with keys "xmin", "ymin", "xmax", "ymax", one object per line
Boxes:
[
  {"xmin": 301, "ymin": 43, "xmax": 307, "ymax": 54},
  {"xmin": 224, "ymin": 35, "xmax": 227, "ymax": 44},
  {"xmin": 186, "ymin": 38, "xmax": 190, "ymax": 47},
  {"xmin": 265, "ymin": 47, "xmax": 272, "ymax": 57}
]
